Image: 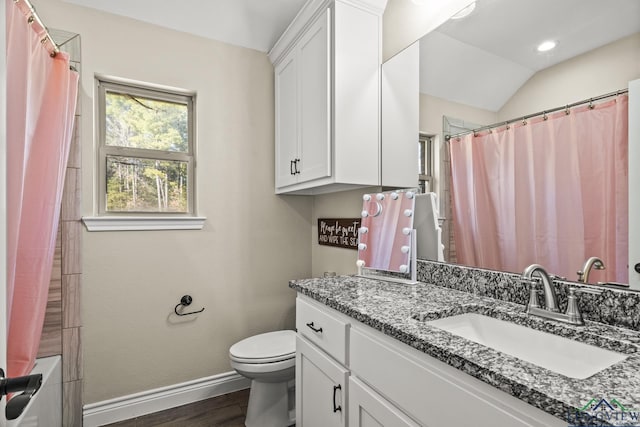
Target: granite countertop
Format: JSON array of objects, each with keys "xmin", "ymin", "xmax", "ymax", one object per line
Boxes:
[{"xmin": 289, "ymin": 275, "xmax": 640, "ymax": 426}]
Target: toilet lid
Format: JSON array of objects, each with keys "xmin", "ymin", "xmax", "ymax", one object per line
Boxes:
[{"xmin": 229, "ymin": 330, "xmax": 296, "ymax": 364}]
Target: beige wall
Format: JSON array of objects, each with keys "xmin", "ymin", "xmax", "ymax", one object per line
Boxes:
[
  {"xmin": 310, "ymin": 188, "xmax": 381, "ymax": 278},
  {"xmin": 498, "ymin": 33, "xmax": 640, "ymax": 120},
  {"xmin": 420, "ymin": 93, "xmax": 497, "ymax": 135},
  {"xmin": 34, "ymin": 0, "xmax": 313, "ymax": 404}
]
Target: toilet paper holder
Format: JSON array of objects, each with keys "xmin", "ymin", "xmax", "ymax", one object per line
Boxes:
[{"xmin": 174, "ymin": 295, "xmax": 205, "ymax": 316}]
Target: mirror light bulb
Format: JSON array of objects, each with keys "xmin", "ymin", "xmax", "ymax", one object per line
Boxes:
[
  {"xmin": 402, "ymin": 227, "xmax": 411, "ymax": 235},
  {"xmin": 405, "ymin": 191, "xmax": 415, "ymax": 199},
  {"xmin": 404, "ymin": 209, "xmax": 413, "ymax": 217},
  {"xmin": 359, "ymin": 227, "xmax": 368, "ymax": 234},
  {"xmin": 399, "ymin": 265, "xmax": 409, "ymax": 273},
  {"xmin": 356, "ymin": 260, "xmax": 365, "ymax": 267},
  {"xmin": 358, "ymin": 243, "xmax": 367, "ymax": 250},
  {"xmin": 361, "ymin": 210, "xmax": 369, "ymax": 218},
  {"xmin": 376, "ymin": 193, "xmax": 385, "ymax": 201},
  {"xmin": 401, "ymin": 245, "xmax": 410, "ymax": 254},
  {"xmin": 363, "ymin": 194, "xmax": 371, "ymax": 201},
  {"xmin": 391, "ymin": 192, "xmax": 399, "ymax": 200}
]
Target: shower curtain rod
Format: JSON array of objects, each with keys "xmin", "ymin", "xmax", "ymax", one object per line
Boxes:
[
  {"xmin": 445, "ymin": 88, "xmax": 629, "ymax": 140},
  {"xmin": 14, "ymin": 0, "xmax": 60, "ymax": 57}
]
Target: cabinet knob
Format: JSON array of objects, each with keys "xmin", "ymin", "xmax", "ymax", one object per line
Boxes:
[
  {"xmin": 290, "ymin": 160, "xmax": 295, "ymax": 175},
  {"xmin": 635, "ymin": 263, "xmax": 640, "ymax": 274},
  {"xmin": 295, "ymin": 158, "xmax": 301, "ymax": 174}
]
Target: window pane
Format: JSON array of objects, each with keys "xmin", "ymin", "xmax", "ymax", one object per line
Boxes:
[
  {"xmin": 105, "ymin": 92, "xmax": 188, "ymax": 152},
  {"xmin": 106, "ymin": 156, "xmax": 188, "ymax": 213}
]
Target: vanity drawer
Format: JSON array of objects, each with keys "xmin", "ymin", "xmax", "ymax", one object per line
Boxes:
[{"xmin": 296, "ymin": 296, "xmax": 349, "ymax": 364}]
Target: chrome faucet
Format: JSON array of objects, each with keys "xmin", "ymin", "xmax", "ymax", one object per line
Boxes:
[
  {"xmin": 577, "ymin": 256, "xmax": 605, "ymax": 283},
  {"xmin": 522, "ymin": 264, "xmax": 559, "ymax": 312},
  {"xmin": 522, "ymin": 263, "xmax": 603, "ymax": 326}
]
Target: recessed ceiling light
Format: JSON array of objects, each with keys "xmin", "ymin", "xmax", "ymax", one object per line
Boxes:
[
  {"xmin": 537, "ymin": 40, "xmax": 557, "ymax": 52},
  {"xmin": 451, "ymin": 2, "xmax": 476, "ymax": 20}
]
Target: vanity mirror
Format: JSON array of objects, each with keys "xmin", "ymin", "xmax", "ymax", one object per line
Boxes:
[
  {"xmin": 385, "ymin": 0, "xmax": 640, "ymax": 288},
  {"xmin": 357, "ymin": 190, "xmax": 416, "ymax": 274}
]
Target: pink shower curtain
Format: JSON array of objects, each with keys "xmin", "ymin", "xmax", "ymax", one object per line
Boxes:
[
  {"xmin": 449, "ymin": 96, "xmax": 628, "ymax": 283},
  {"xmin": 6, "ymin": 0, "xmax": 79, "ymax": 377}
]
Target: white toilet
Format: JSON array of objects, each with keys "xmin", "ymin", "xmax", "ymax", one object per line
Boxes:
[{"xmin": 229, "ymin": 330, "xmax": 296, "ymax": 427}]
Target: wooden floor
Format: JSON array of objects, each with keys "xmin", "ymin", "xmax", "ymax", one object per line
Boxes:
[{"xmin": 104, "ymin": 389, "xmax": 250, "ymax": 427}]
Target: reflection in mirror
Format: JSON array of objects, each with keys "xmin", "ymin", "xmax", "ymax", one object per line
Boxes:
[
  {"xmin": 358, "ymin": 190, "xmax": 416, "ymax": 273},
  {"xmin": 405, "ymin": 0, "xmax": 640, "ymax": 286},
  {"xmin": 449, "ymin": 94, "xmax": 628, "ymax": 283}
]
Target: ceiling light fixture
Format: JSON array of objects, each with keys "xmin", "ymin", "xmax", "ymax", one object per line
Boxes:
[
  {"xmin": 450, "ymin": 2, "xmax": 476, "ymax": 20},
  {"xmin": 537, "ymin": 40, "xmax": 557, "ymax": 52}
]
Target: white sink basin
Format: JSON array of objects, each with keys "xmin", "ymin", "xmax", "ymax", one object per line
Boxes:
[{"xmin": 427, "ymin": 313, "xmax": 627, "ymax": 379}]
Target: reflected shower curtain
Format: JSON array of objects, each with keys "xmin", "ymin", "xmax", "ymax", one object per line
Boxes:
[
  {"xmin": 6, "ymin": 0, "xmax": 79, "ymax": 377},
  {"xmin": 449, "ymin": 96, "xmax": 628, "ymax": 282}
]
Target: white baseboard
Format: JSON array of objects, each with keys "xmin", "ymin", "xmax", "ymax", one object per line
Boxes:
[{"xmin": 83, "ymin": 371, "xmax": 250, "ymax": 427}]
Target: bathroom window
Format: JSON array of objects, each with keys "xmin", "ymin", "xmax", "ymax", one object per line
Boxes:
[
  {"xmin": 96, "ymin": 76, "xmax": 196, "ymax": 216},
  {"xmin": 418, "ymin": 133, "xmax": 434, "ymax": 193}
]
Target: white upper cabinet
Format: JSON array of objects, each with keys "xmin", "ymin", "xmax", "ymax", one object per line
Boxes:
[
  {"xmin": 275, "ymin": 9, "xmax": 331, "ymax": 189},
  {"xmin": 381, "ymin": 41, "xmax": 420, "ymax": 189},
  {"xmin": 270, "ymin": 0, "xmax": 388, "ymax": 195}
]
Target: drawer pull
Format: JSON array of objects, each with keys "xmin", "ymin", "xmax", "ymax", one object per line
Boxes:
[
  {"xmin": 332, "ymin": 384, "xmax": 342, "ymax": 413},
  {"xmin": 306, "ymin": 322, "xmax": 323, "ymax": 333}
]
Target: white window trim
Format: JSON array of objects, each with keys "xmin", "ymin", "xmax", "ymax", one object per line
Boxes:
[
  {"xmin": 419, "ymin": 133, "xmax": 435, "ymax": 193},
  {"xmin": 82, "ymin": 216, "xmax": 206, "ymax": 232},
  {"xmin": 86, "ymin": 74, "xmax": 206, "ymax": 231}
]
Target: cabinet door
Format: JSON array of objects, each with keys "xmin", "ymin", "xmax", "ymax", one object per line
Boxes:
[
  {"xmin": 297, "ymin": 8, "xmax": 331, "ymax": 184},
  {"xmin": 275, "ymin": 49, "xmax": 299, "ymax": 188},
  {"xmin": 349, "ymin": 377, "xmax": 420, "ymax": 427},
  {"xmin": 297, "ymin": 335, "xmax": 347, "ymax": 427}
]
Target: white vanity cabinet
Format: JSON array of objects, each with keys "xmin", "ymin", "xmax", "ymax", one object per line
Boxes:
[
  {"xmin": 297, "ymin": 337, "xmax": 348, "ymax": 427},
  {"xmin": 270, "ymin": 0, "xmax": 386, "ymax": 195},
  {"xmin": 349, "ymin": 325, "xmax": 566, "ymax": 427},
  {"xmin": 348, "ymin": 377, "xmax": 419, "ymax": 427},
  {"xmin": 296, "ymin": 296, "xmax": 350, "ymax": 426},
  {"xmin": 295, "ymin": 294, "xmax": 566, "ymax": 427}
]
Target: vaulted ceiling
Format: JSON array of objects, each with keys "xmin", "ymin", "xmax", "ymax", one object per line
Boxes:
[{"xmin": 63, "ymin": 0, "xmax": 640, "ymax": 111}]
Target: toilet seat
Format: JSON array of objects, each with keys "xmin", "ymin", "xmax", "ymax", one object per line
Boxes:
[
  {"xmin": 229, "ymin": 330, "xmax": 297, "ymax": 426},
  {"xmin": 229, "ymin": 330, "xmax": 296, "ymax": 364}
]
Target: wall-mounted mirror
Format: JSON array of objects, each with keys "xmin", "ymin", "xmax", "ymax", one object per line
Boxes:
[
  {"xmin": 390, "ymin": 0, "xmax": 640, "ymax": 286},
  {"xmin": 358, "ymin": 190, "xmax": 416, "ymax": 273}
]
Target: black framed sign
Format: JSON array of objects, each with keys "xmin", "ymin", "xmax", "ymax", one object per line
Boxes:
[{"xmin": 317, "ymin": 218, "xmax": 361, "ymax": 250}]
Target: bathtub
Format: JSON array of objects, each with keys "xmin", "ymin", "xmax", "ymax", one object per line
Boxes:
[{"xmin": 7, "ymin": 356, "xmax": 62, "ymax": 427}]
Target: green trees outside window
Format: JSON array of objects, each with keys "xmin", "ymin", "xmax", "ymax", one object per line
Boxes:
[{"xmin": 97, "ymin": 77, "xmax": 195, "ymax": 215}]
